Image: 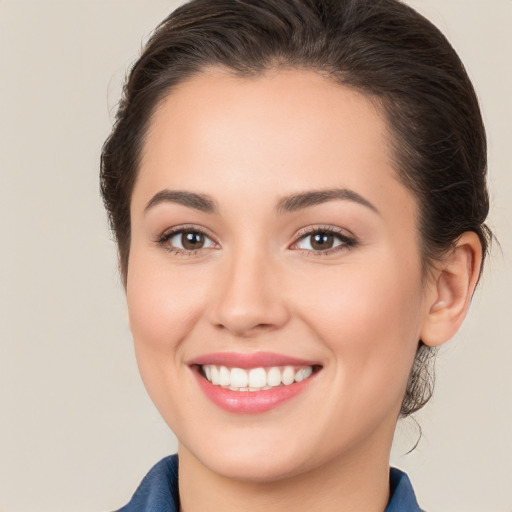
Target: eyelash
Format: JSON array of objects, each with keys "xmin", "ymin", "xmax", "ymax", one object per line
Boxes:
[
  {"xmin": 156, "ymin": 225, "xmax": 358, "ymax": 257},
  {"xmin": 156, "ymin": 224, "xmax": 218, "ymax": 256},
  {"xmin": 292, "ymin": 225, "xmax": 358, "ymax": 256}
]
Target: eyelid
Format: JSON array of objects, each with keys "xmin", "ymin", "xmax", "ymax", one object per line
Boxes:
[
  {"xmin": 158, "ymin": 223, "xmax": 217, "ymax": 240},
  {"xmin": 156, "ymin": 224, "xmax": 220, "ymax": 255},
  {"xmin": 293, "ymin": 224, "xmax": 355, "ymax": 240},
  {"xmin": 290, "ymin": 225, "xmax": 358, "ymax": 254}
]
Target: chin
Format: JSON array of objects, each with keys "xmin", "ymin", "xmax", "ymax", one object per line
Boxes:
[{"xmin": 181, "ymin": 432, "xmax": 315, "ymax": 483}]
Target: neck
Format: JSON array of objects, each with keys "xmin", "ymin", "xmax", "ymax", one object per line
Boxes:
[{"xmin": 178, "ymin": 429, "xmax": 393, "ymax": 512}]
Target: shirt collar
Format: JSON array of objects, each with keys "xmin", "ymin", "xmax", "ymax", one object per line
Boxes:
[
  {"xmin": 117, "ymin": 455, "xmax": 423, "ymax": 512},
  {"xmin": 385, "ymin": 467, "xmax": 424, "ymax": 512}
]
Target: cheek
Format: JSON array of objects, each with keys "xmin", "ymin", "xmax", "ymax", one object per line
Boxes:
[
  {"xmin": 126, "ymin": 248, "xmax": 208, "ymax": 377},
  {"xmin": 294, "ymin": 254, "xmax": 424, "ymax": 402},
  {"xmin": 297, "ymin": 249, "xmax": 423, "ymax": 333},
  {"xmin": 125, "ymin": 251, "xmax": 212, "ymax": 425}
]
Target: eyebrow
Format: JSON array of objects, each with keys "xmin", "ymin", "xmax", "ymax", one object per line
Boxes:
[
  {"xmin": 276, "ymin": 188, "xmax": 379, "ymax": 215},
  {"xmin": 144, "ymin": 190, "xmax": 218, "ymax": 214},
  {"xmin": 144, "ymin": 187, "xmax": 379, "ymax": 216}
]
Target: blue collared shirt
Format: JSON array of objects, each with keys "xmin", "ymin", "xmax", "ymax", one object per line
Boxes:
[{"xmin": 116, "ymin": 455, "xmax": 423, "ymax": 512}]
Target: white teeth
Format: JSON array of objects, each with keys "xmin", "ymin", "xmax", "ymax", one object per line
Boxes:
[
  {"xmin": 248, "ymin": 368, "xmax": 266, "ymax": 388},
  {"xmin": 295, "ymin": 366, "xmax": 313, "ymax": 382},
  {"xmin": 267, "ymin": 367, "xmax": 281, "ymax": 387},
  {"xmin": 201, "ymin": 364, "xmax": 315, "ymax": 391},
  {"xmin": 230, "ymin": 367, "xmax": 248, "ymax": 388},
  {"xmin": 219, "ymin": 366, "xmax": 231, "ymax": 386},
  {"xmin": 282, "ymin": 366, "xmax": 295, "ymax": 385}
]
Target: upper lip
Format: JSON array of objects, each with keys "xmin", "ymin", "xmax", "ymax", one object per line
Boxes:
[{"xmin": 187, "ymin": 351, "xmax": 321, "ymax": 369}]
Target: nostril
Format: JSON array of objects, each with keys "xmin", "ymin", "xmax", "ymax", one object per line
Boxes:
[
  {"xmin": 213, "ymin": 320, "xmax": 278, "ymax": 337},
  {"xmin": 207, "ymin": 262, "xmax": 291, "ymax": 335}
]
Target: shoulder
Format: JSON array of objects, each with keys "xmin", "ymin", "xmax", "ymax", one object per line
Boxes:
[
  {"xmin": 385, "ymin": 467, "xmax": 425, "ymax": 512},
  {"xmin": 115, "ymin": 454, "xmax": 180, "ymax": 512}
]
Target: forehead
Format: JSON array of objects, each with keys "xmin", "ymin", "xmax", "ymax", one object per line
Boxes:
[{"xmin": 135, "ymin": 67, "xmax": 415, "ymax": 219}]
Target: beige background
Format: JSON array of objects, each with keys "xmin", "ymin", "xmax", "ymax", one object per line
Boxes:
[{"xmin": 0, "ymin": 1, "xmax": 510, "ymax": 511}]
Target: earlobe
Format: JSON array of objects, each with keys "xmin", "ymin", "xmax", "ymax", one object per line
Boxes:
[{"xmin": 421, "ymin": 232, "xmax": 483, "ymax": 347}]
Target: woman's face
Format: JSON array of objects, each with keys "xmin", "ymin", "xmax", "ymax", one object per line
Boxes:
[{"xmin": 127, "ymin": 68, "xmax": 431, "ymax": 481}]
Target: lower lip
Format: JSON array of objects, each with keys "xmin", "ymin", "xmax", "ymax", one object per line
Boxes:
[{"xmin": 192, "ymin": 369, "xmax": 319, "ymax": 414}]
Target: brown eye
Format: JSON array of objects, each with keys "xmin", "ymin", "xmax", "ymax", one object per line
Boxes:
[
  {"xmin": 293, "ymin": 229, "xmax": 354, "ymax": 253},
  {"xmin": 181, "ymin": 231, "xmax": 205, "ymax": 250},
  {"xmin": 310, "ymin": 233, "xmax": 335, "ymax": 250},
  {"xmin": 163, "ymin": 229, "xmax": 216, "ymax": 253}
]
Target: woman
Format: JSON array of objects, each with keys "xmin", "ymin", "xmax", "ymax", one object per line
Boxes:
[{"xmin": 100, "ymin": 0, "xmax": 491, "ymax": 510}]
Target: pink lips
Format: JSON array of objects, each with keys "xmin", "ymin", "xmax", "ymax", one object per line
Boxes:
[
  {"xmin": 188, "ymin": 351, "xmax": 321, "ymax": 414},
  {"xmin": 188, "ymin": 351, "xmax": 319, "ymax": 368}
]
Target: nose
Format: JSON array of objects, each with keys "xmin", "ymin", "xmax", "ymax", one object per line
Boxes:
[{"xmin": 208, "ymin": 247, "xmax": 290, "ymax": 338}]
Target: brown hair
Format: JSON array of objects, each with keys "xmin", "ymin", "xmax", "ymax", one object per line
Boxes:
[{"xmin": 100, "ymin": 0, "xmax": 491, "ymax": 417}]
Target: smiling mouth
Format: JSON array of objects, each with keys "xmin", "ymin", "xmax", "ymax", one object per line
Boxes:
[{"xmin": 197, "ymin": 364, "xmax": 321, "ymax": 392}]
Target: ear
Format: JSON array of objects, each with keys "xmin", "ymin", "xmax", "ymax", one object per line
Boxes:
[{"xmin": 420, "ymin": 232, "xmax": 483, "ymax": 347}]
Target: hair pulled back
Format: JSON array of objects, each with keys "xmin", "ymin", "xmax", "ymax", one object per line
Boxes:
[{"xmin": 100, "ymin": 0, "xmax": 491, "ymax": 417}]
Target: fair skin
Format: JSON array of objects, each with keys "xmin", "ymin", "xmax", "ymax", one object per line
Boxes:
[{"xmin": 127, "ymin": 68, "xmax": 481, "ymax": 512}]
